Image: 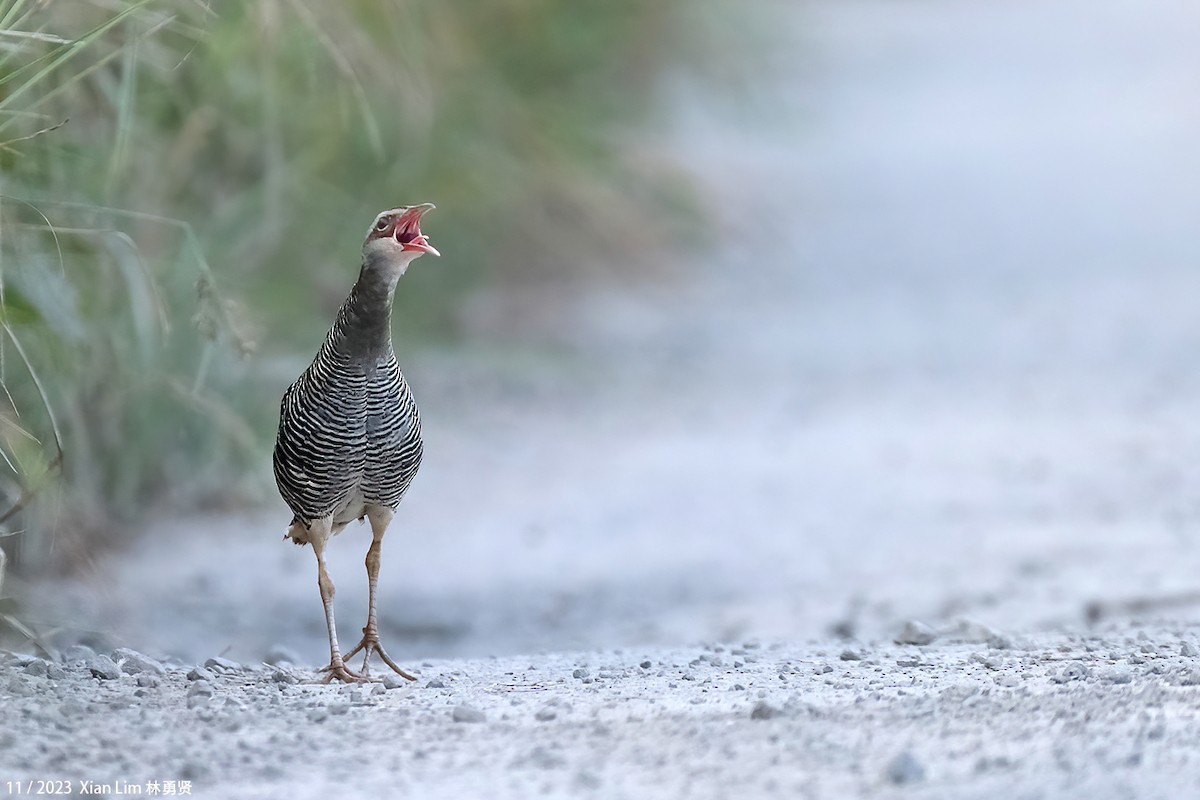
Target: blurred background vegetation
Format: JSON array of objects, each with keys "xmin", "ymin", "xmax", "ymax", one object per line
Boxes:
[{"xmin": 0, "ymin": 0, "xmax": 735, "ymax": 576}]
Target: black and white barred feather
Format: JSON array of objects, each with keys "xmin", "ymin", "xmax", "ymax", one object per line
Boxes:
[{"xmin": 273, "ymin": 260, "xmax": 423, "ymax": 529}]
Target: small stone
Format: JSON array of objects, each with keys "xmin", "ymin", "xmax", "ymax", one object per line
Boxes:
[
  {"xmin": 187, "ymin": 667, "xmax": 215, "ymax": 682},
  {"xmin": 187, "ymin": 680, "xmax": 214, "ymax": 698},
  {"xmin": 1177, "ymin": 668, "xmax": 1200, "ymax": 686},
  {"xmin": 1099, "ymin": 668, "xmax": 1132, "ymax": 685},
  {"xmin": 750, "ymin": 701, "xmax": 782, "ymax": 720},
  {"xmin": 369, "ymin": 683, "xmax": 387, "ymax": 696},
  {"xmin": 137, "ymin": 674, "xmax": 160, "ymax": 688},
  {"xmin": 266, "ymin": 645, "xmax": 302, "ymax": 666},
  {"xmin": 22, "ymin": 658, "xmax": 49, "ymax": 677},
  {"xmin": 87, "ymin": 654, "xmax": 122, "ymax": 680},
  {"xmin": 527, "ymin": 746, "xmax": 566, "ymax": 769},
  {"xmin": 970, "ymin": 653, "xmax": 1003, "ymax": 670},
  {"xmin": 1051, "ymin": 663, "xmax": 1090, "ymax": 684},
  {"xmin": 896, "ymin": 658, "xmax": 920, "ymax": 668},
  {"xmin": 1181, "ymin": 642, "xmax": 1196, "ymax": 658},
  {"xmin": 535, "ymin": 706, "xmax": 557, "ymax": 722},
  {"xmin": 382, "ymin": 676, "xmax": 407, "ymax": 690},
  {"xmin": 426, "ymin": 678, "xmax": 446, "ymax": 689},
  {"xmin": 575, "ymin": 770, "xmax": 601, "ymax": 789},
  {"xmin": 61, "ymin": 644, "xmax": 96, "ymax": 664},
  {"xmin": 640, "ymin": 660, "xmax": 652, "ymax": 669},
  {"xmin": 452, "ymin": 704, "xmax": 486, "ymax": 723},
  {"xmin": 894, "ymin": 621, "xmax": 937, "ymax": 646},
  {"xmin": 113, "ymin": 648, "xmax": 166, "ymax": 676},
  {"xmin": 886, "ymin": 751, "xmax": 925, "ymax": 785},
  {"xmin": 572, "ymin": 668, "xmax": 589, "ymax": 679},
  {"xmin": 951, "ymin": 618, "xmax": 1002, "ymax": 643},
  {"xmin": 839, "ymin": 649, "xmax": 863, "ymax": 661},
  {"xmin": 205, "ymin": 656, "xmax": 242, "ymax": 672},
  {"xmin": 271, "ymin": 669, "xmax": 298, "ymax": 685}
]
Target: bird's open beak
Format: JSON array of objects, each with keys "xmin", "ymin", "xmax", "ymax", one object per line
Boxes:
[{"xmin": 396, "ymin": 203, "xmax": 439, "ymax": 257}]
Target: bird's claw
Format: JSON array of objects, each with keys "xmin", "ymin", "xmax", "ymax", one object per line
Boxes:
[
  {"xmin": 343, "ymin": 630, "xmax": 417, "ymax": 682},
  {"xmin": 319, "ymin": 660, "xmax": 366, "ymax": 684}
]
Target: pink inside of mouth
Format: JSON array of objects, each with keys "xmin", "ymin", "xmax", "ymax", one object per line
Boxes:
[{"xmin": 391, "ymin": 209, "xmax": 437, "ymax": 255}]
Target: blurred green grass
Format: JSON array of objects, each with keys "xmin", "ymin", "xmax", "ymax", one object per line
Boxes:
[{"xmin": 0, "ymin": 0, "xmax": 735, "ymax": 571}]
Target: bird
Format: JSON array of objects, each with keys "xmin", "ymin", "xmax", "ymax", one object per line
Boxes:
[{"xmin": 272, "ymin": 203, "xmax": 439, "ymax": 683}]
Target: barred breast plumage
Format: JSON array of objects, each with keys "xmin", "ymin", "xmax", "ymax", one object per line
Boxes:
[{"xmin": 273, "ymin": 326, "xmax": 423, "ymax": 529}]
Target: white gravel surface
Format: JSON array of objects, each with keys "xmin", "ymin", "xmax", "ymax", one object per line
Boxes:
[
  {"xmin": 6, "ymin": 0, "xmax": 1200, "ymax": 797},
  {"xmin": 5, "ymin": 628, "xmax": 1200, "ymax": 799}
]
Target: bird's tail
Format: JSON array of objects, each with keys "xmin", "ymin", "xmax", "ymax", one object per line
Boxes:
[{"xmin": 283, "ymin": 516, "xmax": 310, "ymax": 546}]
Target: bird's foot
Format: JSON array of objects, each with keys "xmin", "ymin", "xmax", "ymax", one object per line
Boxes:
[
  {"xmin": 319, "ymin": 658, "xmax": 366, "ymax": 684},
  {"xmin": 344, "ymin": 629, "xmax": 417, "ymax": 682}
]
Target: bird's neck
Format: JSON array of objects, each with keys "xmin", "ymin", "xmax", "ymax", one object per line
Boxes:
[{"xmin": 331, "ymin": 259, "xmax": 404, "ymax": 356}]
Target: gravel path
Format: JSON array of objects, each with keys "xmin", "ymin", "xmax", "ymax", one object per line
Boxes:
[
  {"xmin": 7, "ymin": 0, "xmax": 1200, "ymax": 797},
  {"xmin": 5, "ymin": 626, "xmax": 1200, "ymax": 799}
]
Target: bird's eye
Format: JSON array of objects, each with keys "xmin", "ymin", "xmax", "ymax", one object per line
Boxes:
[{"xmin": 375, "ymin": 219, "xmax": 389, "ymax": 231}]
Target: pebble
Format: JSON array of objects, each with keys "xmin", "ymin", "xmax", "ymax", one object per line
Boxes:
[
  {"xmin": 1181, "ymin": 642, "xmax": 1196, "ymax": 658},
  {"xmin": 187, "ymin": 667, "xmax": 215, "ymax": 682},
  {"xmin": 886, "ymin": 751, "xmax": 926, "ymax": 785},
  {"xmin": 951, "ymin": 618, "xmax": 1011, "ymax": 649},
  {"xmin": 1098, "ymin": 667, "xmax": 1133, "ymax": 685},
  {"xmin": 1177, "ymin": 668, "xmax": 1200, "ymax": 686},
  {"xmin": 205, "ymin": 656, "xmax": 243, "ymax": 672},
  {"xmin": 187, "ymin": 680, "xmax": 214, "ymax": 698},
  {"xmin": 3, "ymin": 675, "xmax": 33, "ymax": 696},
  {"xmin": 271, "ymin": 670, "xmax": 298, "ymax": 685},
  {"xmin": 839, "ymin": 649, "xmax": 863, "ymax": 661},
  {"xmin": 527, "ymin": 746, "xmax": 566, "ymax": 769},
  {"xmin": 426, "ymin": 678, "xmax": 446, "ymax": 689},
  {"xmin": 382, "ymin": 676, "xmax": 407, "ymax": 690},
  {"xmin": 572, "ymin": 668, "xmax": 589, "ymax": 679},
  {"xmin": 61, "ymin": 644, "xmax": 96, "ymax": 664},
  {"xmin": 137, "ymin": 674, "xmax": 160, "ymax": 688},
  {"xmin": 970, "ymin": 653, "xmax": 1003, "ymax": 670},
  {"xmin": 113, "ymin": 648, "xmax": 166, "ymax": 676},
  {"xmin": 452, "ymin": 704, "xmax": 486, "ymax": 723},
  {"xmin": 895, "ymin": 621, "xmax": 938, "ymax": 646},
  {"xmin": 1051, "ymin": 663, "xmax": 1090, "ymax": 684},
  {"xmin": 575, "ymin": 770, "xmax": 601, "ymax": 789},
  {"xmin": 750, "ymin": 701, "xmax": 782, "ymax": 720},
  {"xmin": 266, "ymin": 645, "xmax": 302, "ymax": 666},
  {"xmin": 87, "ymin": 654, "xmax": 122, "ymax": 681},
  {"xmin": 22, "ymin": 658, "xmax": 50, "ymax": 677}
]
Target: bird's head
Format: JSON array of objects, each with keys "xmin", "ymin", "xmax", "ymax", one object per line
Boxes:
[{"xmin": 362, "ymin": 204, "xmax": 440, "ymax": 272}]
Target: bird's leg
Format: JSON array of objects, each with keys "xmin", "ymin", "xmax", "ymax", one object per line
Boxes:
[
  {"xmin": 342, "ymin": 506, "xmax": 416, "ymax": 681},
  {"xmin": 307, "ymin": 517, "xmax": 362, "ymax": 683}
]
